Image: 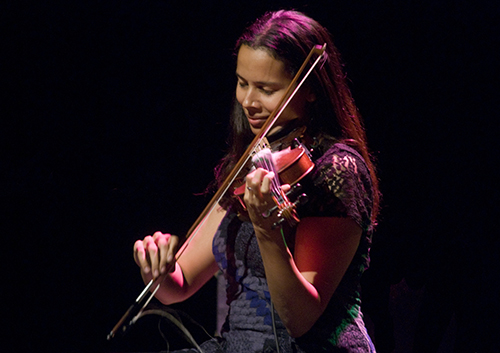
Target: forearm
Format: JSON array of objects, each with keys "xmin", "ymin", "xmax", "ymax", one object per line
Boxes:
[
  {"xmin": 256, "ymin": 216, "xmax": 363, "ymax": 337},
  {"xmin": 243, "ymin": 171, "xmax": 360, "ymax": 336},
  {"xmin": 140, "ymin": 262, "xmax": 190, "ymax": 305},
  {"xmin": 136, "ymin": 207, "xmax": 226, "ymax": 305},
  {"xmin": 255, "ymin": 229, "xmax": 325, "ymax": 337}
]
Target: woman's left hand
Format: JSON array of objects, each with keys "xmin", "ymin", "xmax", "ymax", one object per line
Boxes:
[{"xmin": 244, "ymin": 168, "xmax": 289, "ymax": 233}]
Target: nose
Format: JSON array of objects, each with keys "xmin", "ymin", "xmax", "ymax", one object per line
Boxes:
[{"xmin": 241, "ymin": 88, "xmax": 261, "ymax": 112}]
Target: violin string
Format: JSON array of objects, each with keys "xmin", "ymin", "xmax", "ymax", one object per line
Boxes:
[
  {"xmin": 253, "ymin": 149, "xmax": 282, "ymax": 202},
  {"xmin": 267, "ymin": 150, "xmax": 283, "ymax": 202}
]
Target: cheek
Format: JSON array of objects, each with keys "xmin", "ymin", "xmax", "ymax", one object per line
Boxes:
[
  {"xmin": 235, "ymin": 86, "xmax": 244, "ymax": 105},
  {"xmin": 262, "ymin": 96, "xmax": 281, "ymax": 113}
]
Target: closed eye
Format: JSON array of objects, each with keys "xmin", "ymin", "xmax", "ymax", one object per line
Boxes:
[
  {"xmin": 260, "ymin": 87, "xmax": 276, "ymax": 95},
  {"xmin": 236, "ymin": 73, "xmax": 281, "ymax": 93}
]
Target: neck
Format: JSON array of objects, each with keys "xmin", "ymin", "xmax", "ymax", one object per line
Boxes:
[{"xmin": 266, "ymin": 120, "xmax": 308, "ymax": 150}]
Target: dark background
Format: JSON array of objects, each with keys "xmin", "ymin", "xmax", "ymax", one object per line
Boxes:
[{"xmin": 3, "ymin": 1, "xmax": 499, "ymax": 352}]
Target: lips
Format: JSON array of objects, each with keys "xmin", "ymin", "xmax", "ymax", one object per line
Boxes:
[{"xmin": 247, "ymin": 116, "xmax": 268, "ymax": 128}]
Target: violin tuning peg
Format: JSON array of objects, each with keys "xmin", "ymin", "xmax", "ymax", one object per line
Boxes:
[
  {"xmin": 272, "ymin": 217, "xmax": 286, "ymax": 229},
  {"xmin": 294, "ymin": 193, "xmax": 308, "ymax": 206},
  {"xmin": 262, "ymin": 205, "xmax": 277, "ymax": 218},
  {"xmin": 285, "ymin": 183, "xmax": 302, "ymax": 198}
]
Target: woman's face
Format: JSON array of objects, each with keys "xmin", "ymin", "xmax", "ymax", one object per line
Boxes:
[{"xmin": 236, "ymin": 45, "xmax": 313, "ymax": 136}]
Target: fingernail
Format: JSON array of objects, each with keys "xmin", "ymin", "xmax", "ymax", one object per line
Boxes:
[
  {"xmin": 144, "ymin": 266, "xmax": 150, "ymax": 274},
  {"xmin": 167, "ymin": 254, "xmax": 173, "ymax": 262},
  {"xmin": 160, "ymin": 266, "xmax": 166, "ymax": 274},
  {"xmin": 153, "ymin": 269, "xmax": 159, "ymax": 277}
]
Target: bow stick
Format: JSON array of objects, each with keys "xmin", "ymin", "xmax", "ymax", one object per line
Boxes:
[{"xmin": 107, "ymin": 43, "xmax": 326, "ymax": 340}]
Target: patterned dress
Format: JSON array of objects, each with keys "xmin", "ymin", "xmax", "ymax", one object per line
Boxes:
[{"xmin": 178, "ymin": 140, "xmax": 376, "ymax": 352}]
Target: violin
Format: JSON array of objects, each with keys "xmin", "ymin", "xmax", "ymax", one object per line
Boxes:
[
  {"xmin": 231, "ymin": 126, "xmax": 314, "ymax": 228},
  {"xmin": 107, "ymin": 43, "xmax": 327, "ymax": 340}
]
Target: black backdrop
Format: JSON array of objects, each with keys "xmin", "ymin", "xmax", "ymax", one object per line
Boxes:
[{"xmin": 3, "ymin": 1, "xmax": 499, "ymax": 352}]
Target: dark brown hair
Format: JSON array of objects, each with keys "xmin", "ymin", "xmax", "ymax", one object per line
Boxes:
[{"xmin": 216, "ymin": 10, "xmax": 380, "ymax": 223}]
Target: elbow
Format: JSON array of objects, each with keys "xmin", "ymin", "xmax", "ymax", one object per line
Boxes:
[
  {"xmin": 286, "ymin": 323, "xmax": 314, "ymax": 338},
  {"xmin": 154, "ymin": 286, "xmax": 186, "ymax": 305},
  {"xmin": 287, "ymin": 328, "xmax": 303, "ymax": 339},
  {"xmin": 281, "ymin": 300, "xmax": 326, "ymax": 338},
  {"xmin": 283, "ymin": 315, "xmax": 317, "ymax": 338}
]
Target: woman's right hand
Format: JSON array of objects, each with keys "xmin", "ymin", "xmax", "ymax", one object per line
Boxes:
[{"xmin": 133, "ymin": 232, "xmax": 179, "ymax": 279}]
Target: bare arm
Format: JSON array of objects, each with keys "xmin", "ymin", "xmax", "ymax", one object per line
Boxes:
[
  {"xmin": 255, "ymin": 216, "xmax": 361, "ymax": 337},
  {"xmin": 134, "ymin": 206, "xmax": 226, "ymax": 304},
  {"xmin": 245, "ymin": 169, "xmax": 362, "ymax": 337}
]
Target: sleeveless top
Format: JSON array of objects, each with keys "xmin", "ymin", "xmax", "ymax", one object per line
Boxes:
[{"xmin": 194, "ymin": 141, "xmax": 375, "ymax": 353}]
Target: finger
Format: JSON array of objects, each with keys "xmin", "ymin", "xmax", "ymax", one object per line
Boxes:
[
  {"xmin": 152, "ymin": 232, "xmax": 172, "ymax": 274},
  {"xmin": 167, "ymin": 236, "xmax": 179, "ymax": 272},
  {"xmin": 152, "ymin": 231, "xmax": 166, "ymax": 242},
  {"xmin": 144, "ymin": 235, "xmax": 160, "ymax": 278},
  {"xmin": 246, "ymin": 168, "xmax": 267, "ymax": 194},
  {"xmin": 157, "ymin": 235, "xmax": 171, "ymax": 274},
  {"xmin": 244, "ymin": 170, "xmax": 258, "ymax": 194},
  {"xmin": 260, "ymin": 171, "xmax": 275, "ymax": 194},
  {"xmin": 133, "ymin": 240, "xmax": 149, "ymax": 272},
  {"xmin": 160, "ymin": 235, "xmax": 179, "ymax": 273}
]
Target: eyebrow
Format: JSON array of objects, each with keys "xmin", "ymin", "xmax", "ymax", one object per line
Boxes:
[{"xmin": 235, "ymin": 73, "xmax": 281, "ymax": 87}]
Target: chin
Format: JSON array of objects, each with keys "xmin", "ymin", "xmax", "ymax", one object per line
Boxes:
[{"xmin": 267, "ymin": 125, "xmax": 285, "ymax": 136}]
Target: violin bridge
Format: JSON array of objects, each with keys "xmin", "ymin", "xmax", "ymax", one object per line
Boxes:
[{"xmin": 252, "ymin": 137, "xmax": 271, "ymax": 156}]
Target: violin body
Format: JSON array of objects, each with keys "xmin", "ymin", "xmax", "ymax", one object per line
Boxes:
[
  {"xmin": 232, "ymin": 142, "xmax": 314, "ymax": 196},
  {"xmin": 231, "ymin": 137, "xmax": 314, "ymax": 228},
  {"xmin": 272, "ymin": 144, "xmax": 315, "ymax": 186}
]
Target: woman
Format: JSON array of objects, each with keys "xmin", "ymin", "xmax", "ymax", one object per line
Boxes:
[{"xmin": 134, "ymin": 10, "xmax": 380, "ymax": 352}]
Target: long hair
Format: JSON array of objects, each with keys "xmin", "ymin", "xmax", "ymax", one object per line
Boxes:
[{"xmin": 215, "ymin": 10, "xmax": 380, "ymax": 222}]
